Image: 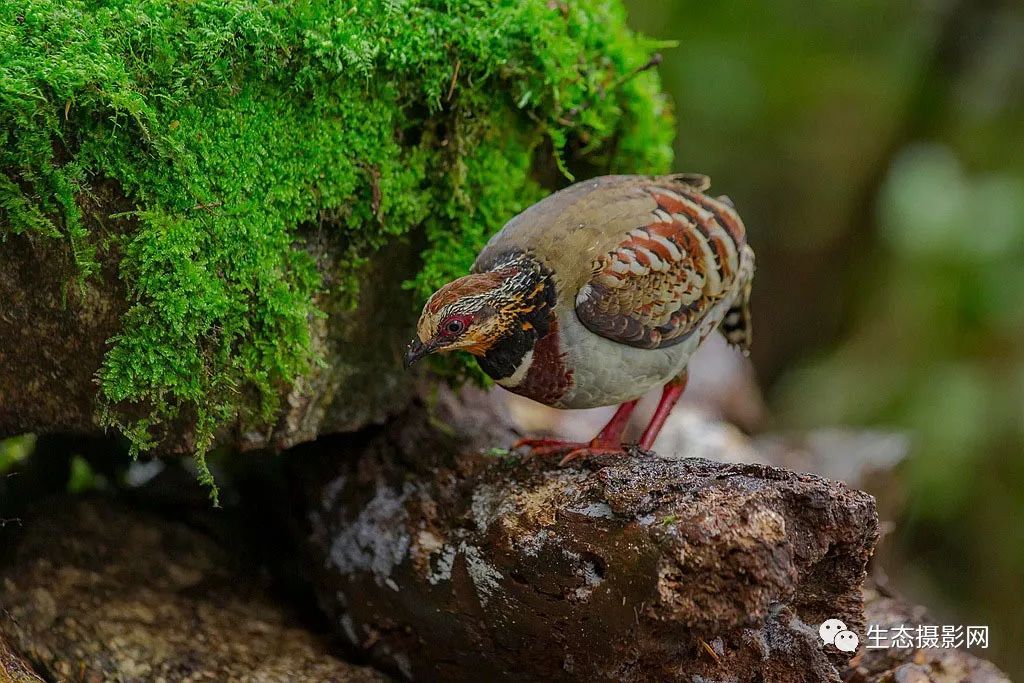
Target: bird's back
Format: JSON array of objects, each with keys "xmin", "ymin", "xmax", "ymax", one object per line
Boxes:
[{"xmin": 474, "ymin": 174, "xmax": 748, "ymax": 307}]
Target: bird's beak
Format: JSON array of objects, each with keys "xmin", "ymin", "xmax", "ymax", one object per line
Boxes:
[{"xmin": 404, "ymin": 338, "xmax": 431, "ymax": 369}]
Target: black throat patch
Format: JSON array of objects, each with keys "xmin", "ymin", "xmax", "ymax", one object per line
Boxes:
[{"xmin": 474, "ymin": 252, "xmax": 557, "ymax": 381}]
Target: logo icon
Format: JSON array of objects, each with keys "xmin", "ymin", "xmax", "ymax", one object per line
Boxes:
[
  {"xmin": 819, "ymin": 618, "xmax": 847, "ymax": 645},
  {"xmin": 834, "ymin": 630, "xmax": 859, "ymax": 652},
  {"xmin": 819, "ymin": 618, "xmax": 859, "ymax": 652}
]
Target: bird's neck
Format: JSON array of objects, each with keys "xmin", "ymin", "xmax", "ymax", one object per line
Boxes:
[
  {"xmin": 475, "ymin": 252, "xmax": 557, "ymax": 384},
  {"xmin": 478, "ymin": 324, "xmax": 539, "ymax": 383}
]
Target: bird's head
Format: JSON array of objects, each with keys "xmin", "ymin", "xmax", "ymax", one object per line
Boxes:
[{"xmin": 405, "ymin": 264, "xmax": 548, "ymax": 369}]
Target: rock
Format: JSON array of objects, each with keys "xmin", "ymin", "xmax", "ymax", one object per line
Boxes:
[
  {"xmin": 0, "ymin": 499, "xmax": 386, "ymax": 683},
  {"xmin": 845, "ymin": 587, "xmax": 1011, "ymax": 683},
  {"xmin": 0, "ymin": 226, "xmax": 128, "ymax": 440},
  {"xmin": 754, "ymin": 429, "xmax": 910, "ymax": 492},
  {"xmin": 299, "ymin": 389, "xmax": 879, "ymax": 682},
  {"xmin": 3, "ymin": 395, "xmax": 1011, "ymax": 683},
  {"xmin": 0, "ymin": 225, "xmax": 419, "ymax": 454}
]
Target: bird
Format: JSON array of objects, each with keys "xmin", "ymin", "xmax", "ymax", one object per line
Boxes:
[{"xmin": 405, "ymin": 174, "xmax": 755, "ymax": 463}]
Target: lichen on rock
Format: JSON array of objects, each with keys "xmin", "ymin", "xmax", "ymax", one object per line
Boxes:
[{"xmin": 0, "ymin": 0, "xmax": 674, "ymax": 487}]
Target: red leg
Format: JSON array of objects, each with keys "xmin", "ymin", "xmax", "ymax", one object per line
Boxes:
[
  {"xmin": 590, "ymin": 399, "xmax": 639, "ymax": 446},
  {"xmin": 514, "ymin": 400, "xmax": 638, "ymax": 459},
  {"xmin": 552, "ymin": 400, "xmax": 640, "ymax": 465},
  {"xmin": 638, "ymin": 372, "xmax": 688, "ymax": 450}
]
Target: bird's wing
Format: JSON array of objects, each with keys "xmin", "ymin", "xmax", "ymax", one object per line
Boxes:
[{"xmin": 574, "ymin": 179, "xmax": 748, "ymax": 349}]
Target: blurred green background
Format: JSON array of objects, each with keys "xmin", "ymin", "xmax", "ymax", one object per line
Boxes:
[{"xmin": 623, "ymin": 0, "xmax": 1023, "ymax": 676}]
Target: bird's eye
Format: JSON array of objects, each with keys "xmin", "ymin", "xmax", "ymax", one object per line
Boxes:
[{"xmin": 444, "ymin": 319, "xmax": 465, "ymax": 335}]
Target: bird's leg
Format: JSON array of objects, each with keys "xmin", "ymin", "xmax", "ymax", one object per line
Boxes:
[
  {"xmin": 637, "ymin": 371, "xmax": 688, "ymax": 450},
  {"xmin": 550, "ymin": 400, "xmax": 640, "ymax": 464},
  {"xmin": 588, "ymin": 399, "xmax": 640, "ymax": 447},
  {"xmin": 514, "ymin": 400, "xmax": 638, "ymax": 459},
  {"xmin": 524, "ymin": 372, "xmax": 688, "ymax": 464}
]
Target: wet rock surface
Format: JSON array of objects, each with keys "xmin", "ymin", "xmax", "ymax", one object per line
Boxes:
[
  {"xmin": 0, "ymin": 398, "xmax": 1013, "ymax": 682},
  {"xmin": 299, "ymin": 390, "xmax": 880, "ymax": 682},
  {"xmin": 0, "ymin": 498, "xmax": 386, "ymax": 683}
]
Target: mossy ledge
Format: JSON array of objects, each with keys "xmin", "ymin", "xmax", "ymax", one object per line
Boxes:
[{"xmin": 0, "ymin": 0, "xmax": 673, "ymax": 498}]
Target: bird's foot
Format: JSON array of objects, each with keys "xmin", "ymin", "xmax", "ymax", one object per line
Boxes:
[
  {"xmin": 512, "ymin": 438, "xmax": 589, "ymax": 460},
  {"xmin": 513, "ymin": 437, "xmax": 627, "ymax": 466},
  {"xmin": 557, "ymin": 446, "xmax": 627, "ymax": 466},
  {"xmin": 511, "ymin": 437, "xmax": 585, "ymax": 452}
]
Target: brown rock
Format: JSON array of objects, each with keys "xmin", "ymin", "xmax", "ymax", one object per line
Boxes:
[
  {"xmin": 0, "ymin": 199, "xmax": 418, "ymax": 453},
  {"xmin": 300, "ymin": 389, "xmax": 880, "ymax": 682},
  {"xmin": 0, "ymin": 498, "xmax": 386, "ymax": 683},
  {"xmin": 0, "ymin": 214, "xmax": 127, "ymax": 439}
]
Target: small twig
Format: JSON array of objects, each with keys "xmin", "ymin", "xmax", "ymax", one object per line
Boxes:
[
  {"xmin": 559, "ymin": 53, "xmax": 663, "ymax": 126},
  {"xmin": 358, "ymin": 164, "xmax": 382, "ymax": 216},
  {"xmin": 192, "ymin": 201, "xmax": 222, "ymax": 211},
  {"xmin": 699, "ymin": 638, "xmax": 722, "ymax": 665},
  {"xmin": 606, "ymin": 52, "xmax": 663, "ymax": 94},
  {"xmin": 446, "ymin": 59, "xmax": 462, "ymax": 102}
]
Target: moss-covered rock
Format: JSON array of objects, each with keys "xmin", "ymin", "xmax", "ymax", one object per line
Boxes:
[{"xmin": 0, "ymin": 0, "xmax": 673, "ymax": 493}]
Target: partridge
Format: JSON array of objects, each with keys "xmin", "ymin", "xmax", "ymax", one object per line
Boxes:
[{"xmin": 406, "ymin": 174, "xmax": 755, "ymax": 462}]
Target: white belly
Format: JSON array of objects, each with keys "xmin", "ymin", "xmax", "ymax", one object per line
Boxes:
[{"xmin": 554, "ymin": 293, "xmax": 737, "ymax": 409}]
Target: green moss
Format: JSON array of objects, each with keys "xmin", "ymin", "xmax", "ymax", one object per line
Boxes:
[{"xmin": 1, "ymin": 0, "xmax": 673, "ymax": 499}]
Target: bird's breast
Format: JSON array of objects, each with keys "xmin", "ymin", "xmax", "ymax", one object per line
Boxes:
[
  {"xmin": 488, "ymin": 302, "xmax": 693, "ymax": 410},
  {"xmin": 491, "ymin": 310, "xmax": 574, "ymax": 406}
]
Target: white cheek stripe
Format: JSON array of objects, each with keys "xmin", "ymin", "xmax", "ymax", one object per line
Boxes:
[{"xmin": 495, "ymin": 349, "xmax": 534, "ymax": 388}]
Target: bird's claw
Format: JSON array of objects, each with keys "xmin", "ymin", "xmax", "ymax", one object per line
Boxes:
[
  {"xmin": 511, "ymin": 437, "xmax": 585, "ymax": 451},
  {"xmin": 557, "ymin": 446, "xmax": 626, "ymax": 466},
  {"xmin": 513, "ymin": 437, "xmax": 627, "ymax": 466},
  {"xmin": 515, "ymin": 441, "xmax": 588, "ymax": 460}
]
